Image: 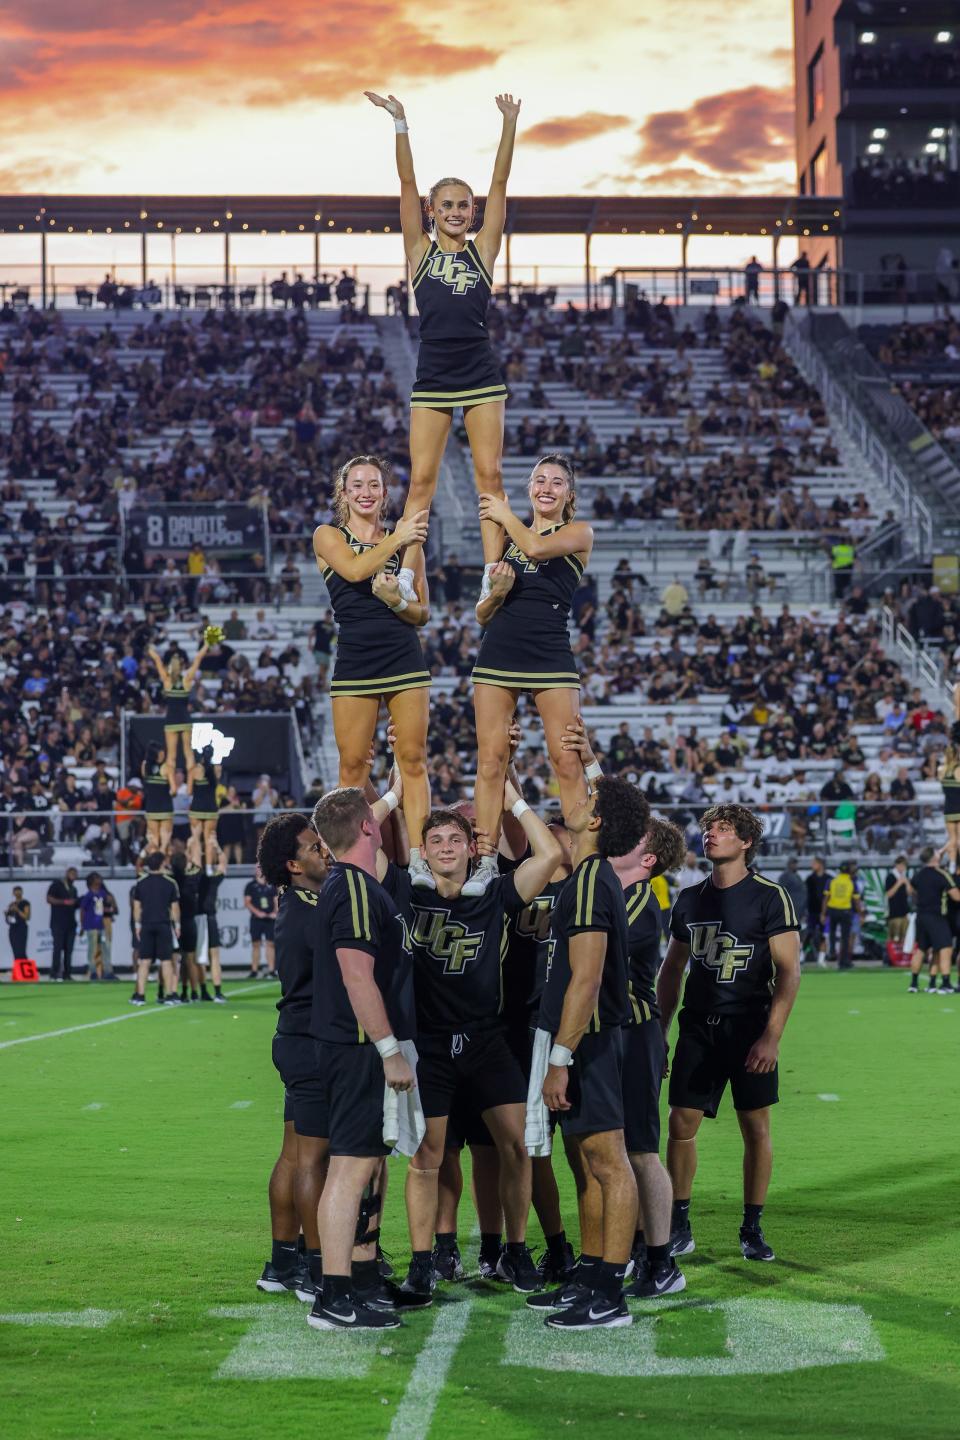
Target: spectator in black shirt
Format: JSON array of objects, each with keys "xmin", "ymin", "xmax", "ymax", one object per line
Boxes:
[
  {"xmin": 47, "ymin": 867, "xmax": 79, "ymax": 980},
  {"xmin": 5, "ymin": 886, "xmax": 30, "ymax": 961},
  {"xmin": 820, "ymin": 771, "xmax": 854, "ymax": 805}
]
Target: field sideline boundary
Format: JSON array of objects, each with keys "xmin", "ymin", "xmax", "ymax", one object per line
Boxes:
[{"xmin": 0, "ymin": 984, "xmax": 264, "ymax": 1051}]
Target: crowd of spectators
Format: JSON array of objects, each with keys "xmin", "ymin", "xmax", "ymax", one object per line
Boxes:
[
  {"xmin": 860, "ymin": 310, "xmax": 960, "ymax": 461},
  {"xmin": 848, "ymin": 155, "xmax": 960, "ymax": 208},
  {"xmin": 845, "ymin": 44, "xmax": 960, "ymax": 90}
]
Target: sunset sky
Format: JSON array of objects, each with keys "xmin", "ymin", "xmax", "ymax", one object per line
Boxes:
[
  {"xmin": 1, "ymin": 1, "xmax": 796, "ymax": 195},
  {"xmin": 0, "ymin": 1, "xmax": 799, "ymax": 278}
]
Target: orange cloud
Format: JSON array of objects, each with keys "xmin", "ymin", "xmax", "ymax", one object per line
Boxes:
[
  {"xmin": 524, "ymin": 112, "xmax": 631, "ymax": 148},
  {"xmin": 635, "ymin": 85, "xmax": 792, "ymax": 175}
]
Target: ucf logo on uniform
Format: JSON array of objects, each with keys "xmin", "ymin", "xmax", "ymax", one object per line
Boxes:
[
  {"xmin": 504, "ymin": 541, "xmax": 540, "ymax": 573},
  {"xmin": 427, "ymin": 251, "xmax": 480, "ymax": 296},
  {"xmin": 688, "ymin": 922, "xmax": 754, "ymax": 983},
  {"xmin": 516, "ymin": 896, "xmax": 556, "ymax": 942},
  {"xmin": 412, "ymin": 908, "xmax": 484, "ymax": 974}
]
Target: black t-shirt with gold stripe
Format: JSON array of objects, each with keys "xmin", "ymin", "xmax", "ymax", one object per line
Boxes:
[
  {"xmin": 274, "ymin": 884, "xmax": 321, "ymax": 1037},
  {"xmin": 623, "ymin": 879, "xmax": 662, "ymax": 1024},
  {"xmin": 538, "ymin": 854, "xmax": 631, "ymax": 1035},
  {"xmin": 311, "ymin": 862, "xmax": 415, "ymax": 1046},
  {"xmin": 670, "ymin": 870, "xmax": 799, "ymax": 1017}
]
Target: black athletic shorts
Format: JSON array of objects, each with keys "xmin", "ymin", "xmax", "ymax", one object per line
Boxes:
[
  {"xmin": 445, "ymin": 1025, "xmax": 539, "ymax": 1149},
  {"xmin": 272, "ymin": 1033, "xmax": 329, "ymax": 1139},
  {"xmin": 205, "ymin": 915, "xmax": 221, "ymax": 949},
  {"xmin": 417, "ymin": 1025, "xmax": 528, "ymax": 1122},
  {"xmin": 622, "ymin": 1022, "xmax": 665, "ymax": 1154},
  {"xmin": 251, "ymin": 917, "xmax": 275, "ymax": 943},
  {"xmin": 179, "ymin": 916, "xmax": 197, "ymax": 954},
  {"xmin": 916, "ymin": 914, "xmax": 953, "ymax": 952},
  {"xmin": 319, "ymin": 1043, "xmax": 389, "ymax": 1157},
  {"xmin": 559, "ymin": 1026, "xmax": 625, "ymax": 1139},
  {"xmin": 139, "ymin": 922, "xmax": 173, "ymax": 963},
  {"xmin": 669, "ymin": 1009, "xmax": 777, "ymax": 1118}
]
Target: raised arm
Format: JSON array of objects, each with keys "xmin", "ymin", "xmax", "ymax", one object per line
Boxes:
[
  {"xmin": 314, "ymin": 514, "xmax": 429, "ymax": 585},
  {"xmin": 475, "ymin": 94, "xmax": 521, "ymax": 273},
  {"xmin": 505, "ymin": 777, "xmax": 563, "ymax": 902},
  {"xmin": 147, "ymin": 645, "xmax": 170, "ymax": 689},
  {"xmin": 364, "ymin": 91, "xmax": 429, "ymax": 269},
  {"xmin": 477, "ymin": 494, "xmax": 593, "ymax": 564},
  {"xmin": 183, "ymin": 641, "xmax": 210, "ymax": 687}
]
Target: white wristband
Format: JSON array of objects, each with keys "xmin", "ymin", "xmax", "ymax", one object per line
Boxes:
[
  {"xmin": 511, "ymin": 798, "xmax": 530, "ymax": 819},
  {"xmin": 584, "ymin": 760, "xmax": 603, "ymax": 781},
  {"xmin": 391, "ymin": 596, "xmax": 409, "ymax": 613},
  {"xmin": 549, "ymin": 1043, "xmax": 573, "ymax": 1067},
  {"xmin": 375, "ymin": 1034, "xmax": 401, "ymax": 1059},
  {"xmin": 394, "ymin": 119, "xmax": 408, "ymax": 133},
  {"xmin": 381, "ymin": 789, "xmax": 400, "ymax": 815}
]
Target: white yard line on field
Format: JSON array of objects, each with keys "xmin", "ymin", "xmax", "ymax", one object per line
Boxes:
[
  {"xmin": 386, "ymin": 1294, "xmax": 474, "ymax": 1440},
  {"xmin": 0, "ymin": 985, "xmax": 263, "ymax": 1051}
]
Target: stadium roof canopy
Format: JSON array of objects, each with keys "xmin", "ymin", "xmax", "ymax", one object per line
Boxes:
[{"xmin": 0, "ymin": 194, "xmax": 843, "ymax": 239}]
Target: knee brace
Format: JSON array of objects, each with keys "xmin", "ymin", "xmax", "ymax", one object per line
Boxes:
[{"xmin": 354, "ymin": 1186, "xmax": 382, "ymax": 1248}]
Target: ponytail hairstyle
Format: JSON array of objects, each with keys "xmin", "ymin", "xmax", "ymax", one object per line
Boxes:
[
  {"xmin": 530, "ymin": 452, "xmax": 577, "ymax": 521},
  {"xmin": 426, "ymin": 177, "xmax": 476, "ymax": 232},
  {"xmin": 333, "ymin": 454, "xmax": 392, "ymax": 529}
]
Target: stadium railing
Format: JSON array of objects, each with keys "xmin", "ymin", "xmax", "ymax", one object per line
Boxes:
[{"xmin": 0, "ymin": 801, "xmax": 941, "ymax": 880}]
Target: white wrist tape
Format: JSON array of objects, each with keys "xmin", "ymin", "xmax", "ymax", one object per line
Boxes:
[
  {"xmin": 394, "ymin": 119, "xmax": 408, "ymax": 133},
  {"xmin": 584, "ymin": 760, "xmax": 603, "ymax": 781},
  {"xmin": 392, "ymin": 596, "xmax": 409, "ymax": 613},
  {"xmin": 549, "ymin": 1043, "xmax": 573, "ymax": 1067},
  {"xmin": 511, "ymin": 798, "xmax": 530, "ymax": 819},
  {"xmin": 479, "ymin": 562, "xmax": 495, "ymax": 602},
  {"xmin": 398, "ymin": 566, "xmax": 417, "ymax": 600},
  {"xmin": 381, "ymin": 789, "xmax": 400, "ymax": 814},
  {"xmin": 375, "ymin": 1034, "xmax": 401, "ymax": 1059}
]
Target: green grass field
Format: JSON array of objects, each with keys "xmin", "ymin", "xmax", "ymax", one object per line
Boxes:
[{"xmin": 2, "ymin": 971, "xmax": 958, "ymax": 1440}]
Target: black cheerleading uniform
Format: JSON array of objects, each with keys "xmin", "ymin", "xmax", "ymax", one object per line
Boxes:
[
  {"xmin": 162, "ymin": 683, "xmax": 192, "ymax": 732},
  {"xmin": 473, "ymin": 523, "xmax": 584, "ymax": 692},
  {"xmin": 410, "ymin": 237, "xmax": 506, "ymax": 410},
  {"xmin": 320, "ymin": 525, "xmax": 430, "ymax": 699},
  {"xmin": 143, "ymin": 759, "xmax": 173, "ymax": 819},
  {"xmin": 189, "ymin": 762, "xmax": 218, "ymax": 821},
  {"xmin": 941, "ymin": 754, "xmax": 960, "ymax": 821}
]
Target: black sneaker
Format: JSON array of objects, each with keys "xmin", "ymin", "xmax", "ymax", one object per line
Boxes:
[
  {"xmin": 256, "ymin": 1261, "xmax": 304, "ymax": 1296},
  {"xmin": 200, "ymin": 989, "xmax": 214, "ymax": 1002},
  {"xmin": 526, "ymin": 1278, "xmax": 592, "ymax": 1311},
  {"xmin": 536, "ymin": 1241, "xmax": 577, "ymax": 1286},
  {"xmin": 624, "ymin": 1259, "xmax": 686, "ymax": 1299},
  {"xmin": 245, "ymin": 970, "xmax": 259, "ymax": 981},
  {"xmin": 739, "ymin": 1225, "xmax": 775, "ymax": 1261},
  {"xmin": 669, "ymin": 1221, "xmax": 695, "ymax": 1257},
  {"xmin": 190, "ymin": 991, "xmax": 199, "ymax": 1003},
  {"xmin": 432, "ymin": 1243, "xmax": 466, "ymax": 1282},
  {"xmin": 496, "ymin": 1246, "xmax": 541, "ymax": 1293},
  {"xmin": 376, "ymin": 1244, "xmax": 394, "ymax": 1279},
  {"xmin": 396, "ymin": 1258, "xmax": 435, "ymax": 1308},
  {"xmin": 630, "ymin": 1238, "xmax": 647, "ymax": 1274},
  {"xmin": 544, "ymin": 1293, "xmax": 632, "ymax": 1330},
  {"xmin": 908, "ymin": 982, "xmax": 918, "ymax": 993},
  {"xmin": 354, "ymin": 1273, "xmax": 401, "ymax": 1313},
  {"xmin": 129, "ymin": 993, "xmax": 145, "ymax": 1006},
  {"xmin": 307, "ymin": 1295, "xmax": 401, "ymax": 1330},
  {"xmin": 179, "ymin": 989, "xmax": 189, "ymax": 1003},
  {"xmin": 294, "ymin": 1270, "xmax": 318, "ymax": 1303},
  {"xmin": 155, "ymin": 991, "xmax": 165, "ymax": 1004},
  {"xmin": 477, "ymin": 1252, "xmax": 503, "ymax": 1281},
  {"xmin": 213, "ymin": 992, "xmax": 227, "ymax": 1005},
  {"xmin": 164, "ymin": 994, "xmax": 182, "ymax": 1006}
]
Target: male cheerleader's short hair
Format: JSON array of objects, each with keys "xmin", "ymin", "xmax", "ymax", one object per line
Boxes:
[
  {"xmin": 594, "ymin": 777, "xmax": 650, "ymax": 859},
  {"xmin": 312, "ymin": 787, "xmax": 373, "ymax": 856},
  {"xmin": 423, "ymin": 809, "xmax": 475, "ymax": 845},
  {"xmin": 699, "ymin": 804, "xmax": 764, "ymax": 864},
  {"xmin": 644, "ymin": 816, "xmax": 686, "ymax": 877},
  {"xmin": 333, "ymin": 454, "xmax": 392, "ymax": 527},
  {"xmin": 257, "ymin": 811, "xmax": 319, "ymax": 889},
  {"xmin": 530, "ymin": 453, "xmax": 577, "ymax": 521}
]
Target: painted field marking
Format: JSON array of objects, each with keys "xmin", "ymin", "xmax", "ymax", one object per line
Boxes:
[
  {"xmin": 817, "ymin": 1093, "xmax": 841, "ymax": 1102},
  {"xmin": 386, "ymin": 1295, "xmax": 474, "ymax": 1440},
  {"xmin": 209, "ymin": 1305, "xmax": 378, "ymax": 1380},
  {"xmin": 0, "ymin": 1309, "xmax": 120, "ymax": 1328},
  {"xmin": 502, "ymin": 1298, "xmax": 883, "ymax": 1378},
  {"xmin": 82, "ymin": 1102, "xmax": 105, "ymax": 1111},
  {"xmin": 0, "ymin": 985, "xmax": 263, "ymax": 1051},
  {"xmin": 230, "ymin": 1101, "xmax": 253, "ymax": 1110}
]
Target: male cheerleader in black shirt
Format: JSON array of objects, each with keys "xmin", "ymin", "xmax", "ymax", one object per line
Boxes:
[
  {"xmin": 130, "ymin": 853, "xmax": 180, "ymax": 1005},
  {"xmin": 255, "ymin": 812, "xmax": 328, "ymax": 1300},
  {"xmin": 531, "ymin": 773, "xmax": 649, "ymax": 1331},
  {"xmin": 382, "ymin": 780, "xmax": 562, "ymax": 1300},
  {"xmin": 658, "ymin": 805, "xmax": 801, "ymax": 1263},
  {"xmin": 309, "ymin": 787, "xmax": 417, "ymax": 1331}
]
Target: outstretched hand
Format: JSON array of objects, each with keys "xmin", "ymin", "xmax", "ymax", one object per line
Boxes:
[
  {"xmin": 364, "ymin": 91, "xmax": 405, "ymax": 120},
  {"xmin": 495, "ymin": 93, "xmax": 521, "ymax": 122},
  {"xmin": 560, "ymin": 715, "xmax": 597, "ymax": 766}
]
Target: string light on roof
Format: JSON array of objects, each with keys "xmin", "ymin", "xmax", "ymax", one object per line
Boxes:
[
  {"xmin": 140, "ymin": 209, "xmax": 148, "ymax": 219},
  {"xmin": 225, "ymin": 210, "xmax": 233, "ymax": 219}
]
